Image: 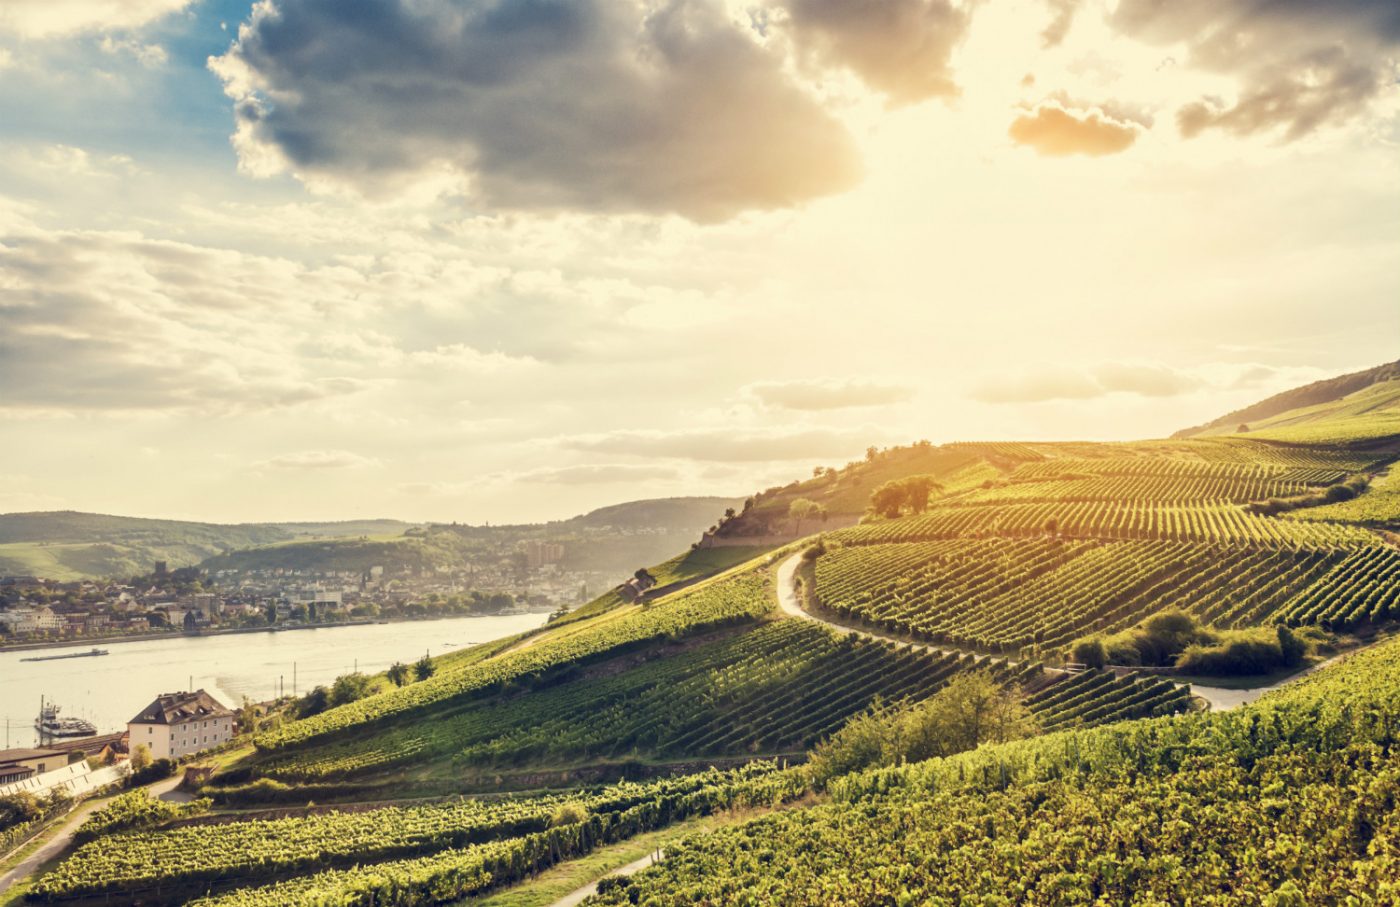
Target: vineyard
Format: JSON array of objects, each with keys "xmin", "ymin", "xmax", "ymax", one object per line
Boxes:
[
  {"xmin": 31, "ymin": 764, "xmax": 808, "ymax": 904},
  {"xmin": 586, "ymin": 634, "xmax": 1400, "ymax": 906},
  {"xmin": 254, "ymin": 570, "xmax": 776, "ymax": 753},
  {"xmin": 829, "ymin": 499, "xmax": 1375, "ymax": 547},
  {"xmin": 257, "ymin": 619, "xmax": 1186, "ymax": 781},
  {"xmin": 258, "ymin": 622, "xmax": 1011, "ymax": 779},
  {"xmin": 811, "ymin": 537, "xmax": 1400, "ymax": 651}
]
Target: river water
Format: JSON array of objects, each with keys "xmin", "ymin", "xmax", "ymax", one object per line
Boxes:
[{"xmin": 0, "ymin": 614, "xmax": 548, "ymax": 750}]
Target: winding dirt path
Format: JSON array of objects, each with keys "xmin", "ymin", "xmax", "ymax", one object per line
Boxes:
[
  {"xmin": 545, "ymin": 849, "xmax": 665, "ymax": 907},
  {"xmin": 775, "ymin": 552, "xmax": 1035, "ymax": 673}
]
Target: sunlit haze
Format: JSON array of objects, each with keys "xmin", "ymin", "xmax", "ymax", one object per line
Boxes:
[{"xmin": 2, "ymin": 0, "xmax": 1397, "ymax": 523}]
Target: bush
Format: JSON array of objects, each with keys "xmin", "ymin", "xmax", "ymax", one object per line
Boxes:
[
  {"xmin": 1071, "ymin": 638, "xmax": 1107, "ymax": 670},
  {"xmin": 548, "ymin": 802, "xmax": 589, "ymax": 827},
  {"xmin": 808, "ymin": 673, "xmax": 1035, "ymax": 787},
  {"xmin": 1077, "ymin": 611, "xmax": 1211, "ymax": 669},
  {"xmin": 128, "ymin": 758, "xmax": 177, "ymax": 788},
  {"xmin": 1175, "ymin": 626, "xmax": 1309, "ymax": 676}
]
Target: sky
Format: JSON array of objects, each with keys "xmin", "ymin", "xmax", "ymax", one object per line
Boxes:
[{"xmin": 0, "ymin": 0, "xmax": 1397, "ymax": 525}]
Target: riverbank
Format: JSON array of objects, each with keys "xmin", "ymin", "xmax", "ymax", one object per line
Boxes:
[{"xmin": 0, "ymin": 610, "xmax": 553, "ymax": 655}]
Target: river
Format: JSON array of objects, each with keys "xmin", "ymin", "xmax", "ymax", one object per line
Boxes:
[{"xmin": 0, "ymin": 613, "xmax": 548, "ymax": 750}]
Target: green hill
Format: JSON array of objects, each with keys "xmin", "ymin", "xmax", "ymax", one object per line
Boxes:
[
  {"xmin": 199, "ymin": 497, "xmax": 741, "ymax": 577},
  {"xmin": 1173, "ymin": 359, "xmax": 1400, "ymax": 441},
  {"xmin": 0, "ymin": 512, "xmax": 411, "ymax": 581},
  {"xmin": 26, "ymin": 362, "xmax": 1400, "ymax": 906},
  {"xmin": 0, "ymin": 499, "xmax": 739, "ymax": 581}
]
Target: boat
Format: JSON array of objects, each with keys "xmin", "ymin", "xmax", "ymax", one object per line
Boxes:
[
  {"xmin": 35, "ymin": 702, "xmax": 98, "ymax": 738},
  {"xmin": 20, "ymin": 647, "xmax": 109, "ymax": 663}
]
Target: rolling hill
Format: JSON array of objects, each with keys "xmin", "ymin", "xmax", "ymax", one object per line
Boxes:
[
  {"xmin": 0, "ymin": 512, "xmax": 414, "ymax": 581},
  {"xmin": 0, "ymin": 498, "xmax": 739, "ymax": 581},
  {"xmin": 1173, "ymin": 359, "xmax": 1400, "ymax": 439},
  {"xmin": 20, "ymin": 359, "xmax": 1400, "ymax": 907}
]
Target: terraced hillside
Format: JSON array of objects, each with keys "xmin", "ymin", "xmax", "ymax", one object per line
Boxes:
[
  {"xmin": 589, "ymin": 630, "xmax": 1400, "ymax": 906},
  {"xmin": 19, "ymin": 361, "xmax": 1400, "ymax": 906},
  {"xmin": 809, "ymin": 434, "xmax": 1400, "ymax": 656}
]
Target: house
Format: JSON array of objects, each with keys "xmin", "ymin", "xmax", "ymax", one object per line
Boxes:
[
  {"xmin": 614, "ymin": 569, "xmax": 658, "ymax": 604},
  {"xmin": 126, "ymin": 690, "xmax": 235, "ymax": 760},
  {"xmin": 0, "ymin": 607, "xmax": 62, "ymax": 635},
  {"xmin": 0, "ymin": 747, "xmax": 66, "ymax": 784}
]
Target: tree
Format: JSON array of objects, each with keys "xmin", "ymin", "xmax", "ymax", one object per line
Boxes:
[
  {"xmin": 330, "ymin": 672, "xmax": 373, "ymax": 707},
  {"xmin": 870, "ymin": 481, "xmax": 904, "ymax": 519},
  {"xmin": 414, "ymin": 654, "xmax": 436, "ymax": 682},
  {"xmin": 789, "ymin": 498, "xmax": 820, "ymax": 535},
  {"xmin": 1072, "ymin": 637, "xmax": 1108, "ymax": 670},
  {"xmin": 265, "ymin": 603, "xmax": 277, "ymax": 625},
  {"xmin": 902, "ymin": 476, "xmax": 940, "ymax": 514},
  {"xmin": 386, "ymin": 662, "xmax": 409, "ymax": 687},
  {"xmin": 869, "ymin": 475, "xmax": 943, "ymax": 519},
  {"xmin": 296, "ymin": 686, "xmax": 331, "ymax": 718},
  {"xmin": 130, "ymin": 743, "xmax": 151, "ymax": 773},
  {"xmin": 238, "ymin": 696, "xmax": 260, "ymax": 734},
  {"xmin": 807, "ymin": 671, "xmax": 1035, "ymax": 786}
]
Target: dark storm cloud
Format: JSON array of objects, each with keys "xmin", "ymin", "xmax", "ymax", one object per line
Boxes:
[
  {"xmin": 779, "ymin": 0, "xmax": 971, "ymax": 104},
  {"xmin": 214, "ymin": 0, "xmax": 862, "ymax": 221},
  {"xmin": 1111, "ymin": 0, "xmax": 1400, "ymax": 139}
]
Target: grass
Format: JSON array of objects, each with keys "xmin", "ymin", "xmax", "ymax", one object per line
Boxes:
[
  {"xmin": 462, "ymin": 815, "xmax": 721, "ymax": 907},
  {"xmin": 647, "ymin": 546, "xmax": 775, "ymax": 588}
]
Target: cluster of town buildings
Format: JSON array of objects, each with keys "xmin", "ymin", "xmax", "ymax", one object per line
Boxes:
[
  {"xmin": 0, "ymin": 689, "xmax": 236, "ymax": 793},
  {"xmin": 0, "ymin": 540, "xmax": 612, "ymax": 644}
]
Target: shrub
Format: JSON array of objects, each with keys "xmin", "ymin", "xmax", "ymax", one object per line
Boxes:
[
  {"xmin": 129, "ymin": 758, "xmax": 177, "ymax": 788},
  {"xmin": 1175, "ymin": 626, "xmax": 1309, "ymax": 676},
  {"xmin": 548, "ymin": 802, "xmax": 588, "ymax": 827},
  {"xmin": 1071, "ymin": 638, "xmax": 1107, "ymax": 670}
]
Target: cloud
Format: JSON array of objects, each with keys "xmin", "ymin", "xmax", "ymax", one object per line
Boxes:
[
  {"xmin": 1009, "ymin": 103, "xmax": 1142, "ymax": 157},
  {"xmin": 0, "ymin": 0, "xmax": 192, "ymax": 38},
  {"xmin": 1110, "ymin": 0, "xmax": 1400, "ymax": 140},
  {"xmin": 211, "ymin": 0, "xmax": 862, "ymax": 221},
  {"xmin": 99, "ymin": 35, "xmax": 169, "ymax": 67},
  {"xmin": 778, "ymin": 0, "xmax": 971, "ymax": 104},
  {"xmin": 1094, "ymin": 363, "xmax": 1202, "ymax": 397},
  {"xmin": 971, "ymin": 363, "xmax": 1204, "ymax": 404},
  {"xmin": 0, "ymin": 222, "xmax": 371, "ymax": 414},
  {"xmin": 747, "ymin": 377, "xmax": 914, "ymax": 410},
  {"xmin": 970, "ymin": 367, "xmax": 1103, "ymax": 404},
  {"xmin": 259, "ymin": 450, "xmax": 380, "ymax": 470},
  {"xmin": 562, "ymin": 426, "xmax": 874, "ymax": 462},
  {"xmin": 515, "ymin": 464, "xmax": 681, "ymax": 485},
  {"xmin": 1039, "ymin": 0, "xmax": 1079, "ymax": 47}
]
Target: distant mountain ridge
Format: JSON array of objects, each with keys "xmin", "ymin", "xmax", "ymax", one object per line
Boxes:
[
  {"xmin": 1173, "ymin": 360, "xmax": 1400, "ymax": 439},
  {"xmin": 0, "ymin": 498, "xmax": 739, "ymax": 581}
]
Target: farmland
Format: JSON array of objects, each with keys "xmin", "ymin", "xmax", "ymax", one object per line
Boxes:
[{"xmin": 16, "ymin": 363, "xmax": 1400, "ymax": 906}]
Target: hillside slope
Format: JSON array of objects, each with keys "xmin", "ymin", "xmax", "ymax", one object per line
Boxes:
[
  {"xmin": 1173, "ymin": 359, "xmax": 1400, "ymax": 439},
  {"xmin": 0, "ymin": 512, "xmax": 411, "ymax": 581},
  {"xmin": 0, "ymin": 498, "xmax": 739, "ymax": 581}
]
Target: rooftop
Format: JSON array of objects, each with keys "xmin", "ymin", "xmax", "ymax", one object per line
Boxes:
[{"xmin": 129, "ymin": 689, "xmax": 233, "ymax": 726}]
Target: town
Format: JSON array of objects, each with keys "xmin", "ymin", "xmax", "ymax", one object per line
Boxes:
[{"xmin": 0, "ymin": 538, "xmax": 602, "ymax": 647}]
